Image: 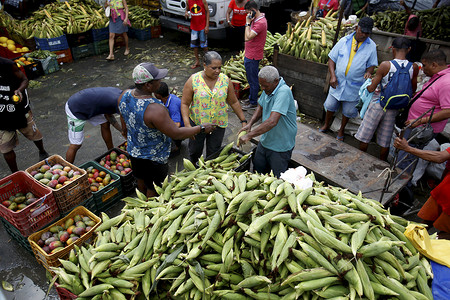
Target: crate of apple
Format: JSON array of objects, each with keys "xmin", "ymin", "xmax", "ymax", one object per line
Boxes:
[
  {"xmin": 29, "ymin": 164, "xmax": 82, "ymax": 189},
  {"xmin": 98, "ymin": 150, "xmax": 132, "ymax": 176},
  {"xmin": 86, "ymin": 166, "xmax": 116, "ymax": 192}
]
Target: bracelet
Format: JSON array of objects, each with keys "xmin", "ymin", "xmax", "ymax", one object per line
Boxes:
[
  {"xmin": 240, "ymin": 119, "xmax": 248, "ymax": 123},
  {"xmin": 245, "ymin": 23, "xmax": 251, "ymax": 27}
]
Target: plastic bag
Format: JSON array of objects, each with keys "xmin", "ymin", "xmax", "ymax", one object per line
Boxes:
[
  {"xmin": 404, "ymin": 224, "xmax": 450, "ymax": 268},
  {"xmin": 431, "ymin": 261, "xmax": 450, "ymax": 300}
]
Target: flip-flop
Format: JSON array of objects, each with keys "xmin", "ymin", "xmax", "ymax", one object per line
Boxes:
[
  {"xmin": 319, "ymin": 128, "xmax": 328, "ymax": 133},
  {"xmin": 124, "ymin": 50, "xmax": 130, "ymax": 56},
  {"xmin": 336, "ymin": 135, "xmax": 344, "ymax": 141},
  {"xmin": 106, "ymin": 55, "xmax": 115, "ymax": 61},
  {"xmin": 190, "ymin": 64, "xmax": 200, "ymax": 69}
]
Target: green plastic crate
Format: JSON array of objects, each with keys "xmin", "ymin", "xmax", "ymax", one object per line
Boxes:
[
  {"xmin": 1, "ymin": 217, "xmax": 33, "ymax": 254},
  {"xmin": 78, "ymin": 161, "xmax": 123, "ymax": 213},
  {"xmin": 93, "ymin": 40, "xmax": 109, "ymax": 55},
  {"xmin": 71, "ymin": 43, "xmax": 95, "ymax": 61}
]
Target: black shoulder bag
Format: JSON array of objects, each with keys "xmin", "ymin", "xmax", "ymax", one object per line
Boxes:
[{"xmin": 395, "ymin": 74, "xmax": 443, "ymax": 129}]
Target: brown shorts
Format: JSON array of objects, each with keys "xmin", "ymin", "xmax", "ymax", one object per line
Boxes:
[
  {"xmin": 0, "ymin": 111, "xmax": 43, "ymax": 154},
  {"xmin": 418, "ymin": 196, "xmax": 450, "ymax": 233}
]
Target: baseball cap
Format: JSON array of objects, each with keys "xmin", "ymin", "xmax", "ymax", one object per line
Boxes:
[
  {"xmin": 358, "ymin": 17, "xmax": 374, "ymax": 34},
  {"xmin": 132, "ymin": 63, "xmax": 168, "ymax": 84},
  {"xmin": 392, "ymin": 37, "xmax": 411, "ymax": 49}
]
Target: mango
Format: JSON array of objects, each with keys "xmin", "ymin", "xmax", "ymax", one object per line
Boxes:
[
  {"xmin": 2, "ymin": 200, "xmax": 11, "ymax": 207},
  {"xmin": 82, "ymin": 216, "xmax": 91, "ymax": 223},
  {"xmin": 17, "ymin": 204, "xmax": 27, "ymax": 210},
  {"xmin": 26, "ymin": 198, "xmax": 38, "ymax": 205},
  {"xmin": 74, "ymin": 215, "xmax": 82, "ymax": 222},
  {"xmin": 34, "ymin": 173, "xmax": 44, "ymax": 180},
  {"xmin": 39, "ymin": 178, "xmax": 50, "ymax": 185},
  {"xmin": 51, "ymin": 174, "xmax": 60, "ymax": 181},
  {"xmin": 75, "ymin": 221, "xmax": 86, "ymax": 229},
  {"xmin": 13, "ymin": 196, "xmax": 26, "ymax": 204},
  {"xmin": 40, "ymin": 231, "xmax": 52, "ymax": 241},
  {"xmin": 64, "ymin": 218, "xmax": 74, "ymax": 229},
  {"xmin": 25, "ymin": 192, "xmax": 35, "ymax": 199},
  {"xmin": 44, "ymin": 171, "xmax": 53, "ymax": 180},
  {"xmin": 49, "ymin": 225, "xmax": 63, "ymax": 233},
  {"xmin": 51, "ymin": 247, "xmax": 64, "ymax": 253},
  {"xmin": 39, "ymin": 165, "xmax": 50, "ymax": 173},
  {"xmin": 49, "ymin": 241, "xmax": 63, "ymax": 250},
  {"xmin": 42, "ymin": 245, "xmax": 51, "ymax": 253},
  {"xmin": 48, "ymin": 180, "xmax": 58, "ymax": 189},
  {"xmin": 73, "ymin": 227, "xmax": 86, "ymax": 236},
  {"xmin": 85, "ymin": 220, "xmax": 96, "ymax": 227},
  {"xmin": 8, "ymin": 202, "xmax": 17, "ymax": 211},
  {"xmin": 52, "ymin": 164, "xmax": 63, "ymax": 170},
  {"xmin": 85, "ymin": 226, "xmax": 92, "ymax": 232},
  {"xmin": 110, "ymin": 151, "xmax": 117, "ymax": 161},
  {"xmin": 67, "ymin": 225, "xmax": 76, "ymax": 234},
  {"xmin": 66, "ymin": 236, "xmax": 79, "ymax": 245},
  {"xmin": 15, "ymin": 192, "xmax": 24, "ymax": 197},
  {"xmin": 45, "ymin": 237, "xmax": 58, "ymax": 245},
  {"xmin": 58, "ymin": 176, "xmax": 68, "ymax": 184},
  {"xmin": 59, "ymin": 232, "xmax": 70, "ymax": 243}
]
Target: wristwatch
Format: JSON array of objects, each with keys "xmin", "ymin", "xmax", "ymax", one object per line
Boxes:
[
  {"xmin": 245, "ymin": 23, "xmax": 251, "ymax": 27},
  {"xmin": 240, "ymin": 119, "xmax": 248, "ymax": 124},
  {"xmin": 199, "ymin": 124, "xmax": 205, "ymax": 133}
]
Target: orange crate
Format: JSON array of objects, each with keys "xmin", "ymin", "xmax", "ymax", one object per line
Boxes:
[
  {"xmin": 53, "ymin": 48, "xmax": 73, "ymax": 64},
  {"xmin": 28, "ymin": 206, "xmax": 101, "ymax": 273},
  {"xmin": 25, "ymin": 155, "xmax": 91, "ymax": 214},
  {"xmin": 0, "ymin": 171, "xmax": 59, "ymax": 237}
]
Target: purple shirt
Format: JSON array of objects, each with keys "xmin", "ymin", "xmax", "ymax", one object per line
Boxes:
[{"xmin": 408, "ymin": 66, "xmax": 450, "ymax": 133}]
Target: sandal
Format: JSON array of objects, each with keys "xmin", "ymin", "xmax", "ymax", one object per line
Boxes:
[
  {"xmin": 106, "ymin": 55, "xmax": 115, "ymax": 61},
  {"xmin": 124, "ymin": 49, "xmax": 130, "ymax": 56},
  {"xmin": 336, "ymin": 135, "xmax": 344, "ymax": 141},
  {"xmin": 319, "ymin": 128, "xmax": 328, "ymax": 133}
]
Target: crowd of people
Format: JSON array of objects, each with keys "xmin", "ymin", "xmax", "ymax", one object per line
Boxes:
[{"xmin": 1, "ymin": 0, "xmax": 449, "ymax": 235}]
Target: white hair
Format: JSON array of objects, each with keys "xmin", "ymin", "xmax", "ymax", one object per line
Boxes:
[
  {"xmin": 258, "ymin": 66, "xmax": 279, "ymax": 82},
  {"xmin": 204, "ymin": 51, "xmax": 222, "ymax": 65}
]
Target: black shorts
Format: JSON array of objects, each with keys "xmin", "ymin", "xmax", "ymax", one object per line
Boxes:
[{"xmin": 130, "ymin": 157, "xmax": 168, "ymax": 191}]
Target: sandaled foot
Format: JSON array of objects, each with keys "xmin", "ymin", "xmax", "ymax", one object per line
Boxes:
[
  {"xmin": 336, "ymin": 135, "xmax": 344, "ymax": 141},
  {"xmin": 124, "ymin": 49, "xmax": 130, "ymax": 56},
  {"xmin": 319, "ymin": 128, "xmax": 328, "ymax": 133},
  {"xmin": 106, "ymin": 55, "xmax": 115, "ymax": 61}
]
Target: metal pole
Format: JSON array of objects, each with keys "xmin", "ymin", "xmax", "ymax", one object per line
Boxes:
[{"xmin": 332, "ymin": 0, "xmax": 345, "ymax": 47}]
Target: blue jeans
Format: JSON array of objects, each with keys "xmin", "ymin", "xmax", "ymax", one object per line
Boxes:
[
  {"xmin": 253, "ymin": 143, "xmax": 293, "ymax": 177},
  {"xmin": 244, "ymin": 57, "xmax": 260, "ymax": 105}
]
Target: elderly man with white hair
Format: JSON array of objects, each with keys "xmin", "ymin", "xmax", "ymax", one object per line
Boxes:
[{"xmin": 238, "ymin": 65, "xmax": 297, "ymax": 177}]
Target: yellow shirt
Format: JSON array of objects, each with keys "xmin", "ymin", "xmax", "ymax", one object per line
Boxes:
[
  {"xmin": 345, "ymin": 36, "xmax": 362, "ymax": 76},
  {"xmin": 190, "ymin": 72, "xmax": 230, "ymax": 128}
]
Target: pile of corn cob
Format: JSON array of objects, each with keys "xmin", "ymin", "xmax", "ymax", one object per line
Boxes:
[
  {"xmin": 128, "ymin": 6, "xmax": 160, "ymax": 29},
  {"xmin": 51, "ymin": 143, "xmax": 433, "ymax": 299},
  {"xmin": 372, "ymin": 6, "xmax": 450, "ymax": 41},
  {"xmin": 278, "ymin": 12, "xmax": 352, "ymax": 64}
]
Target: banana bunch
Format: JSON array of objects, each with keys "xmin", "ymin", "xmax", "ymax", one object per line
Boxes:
[
  {"xmin": 373, "ymin": 6, "xmax": 450, "ymax": 41},
  {"xmin": 278, "ymin": 13, "xmax": 340, "ymax": 63},
  {"xmin": 51, "ymin": 142, "xmax": 433, "ymax": 300},
  {"xmin": 128, "ymin": 6, "xmax": 160, "ymax": 29}
]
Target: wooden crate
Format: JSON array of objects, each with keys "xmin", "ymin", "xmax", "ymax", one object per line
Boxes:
[{"xmin": 273, "ymin": 49, "xmax": 329, "ymax": 120}]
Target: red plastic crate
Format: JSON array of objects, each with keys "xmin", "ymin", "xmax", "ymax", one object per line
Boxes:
[
  {"xmin": 53, "ymin": 48, "xmax": 73, "ymax": 64},
  {"xmin": 0, "ymin": 171, "xmax": 60, "ymax": 237},
  {"xmin": 151, "ymin": 25, "xmax": 162, "ymax": 38}
]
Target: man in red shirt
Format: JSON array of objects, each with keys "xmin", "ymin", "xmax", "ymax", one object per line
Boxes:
[
  {"xmin": 242, "ymin": 0, "xmax": 267, "ymax": 110},
  {"xmin": 185, "ymin": 0, "xmax": 210, "ymax": 69}
]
